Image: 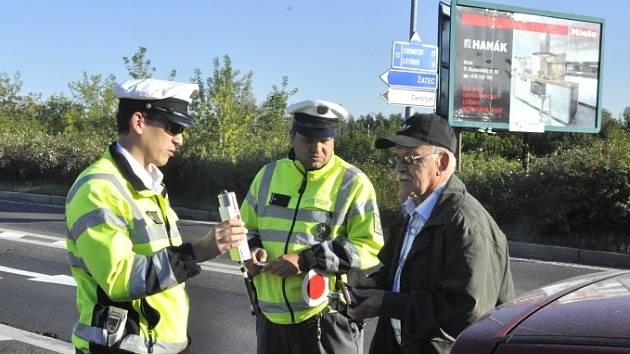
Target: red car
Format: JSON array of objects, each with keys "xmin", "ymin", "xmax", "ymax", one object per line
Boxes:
[{"xmin": 452, "ymin": 270, "xmax": 630, "ymax": 354}]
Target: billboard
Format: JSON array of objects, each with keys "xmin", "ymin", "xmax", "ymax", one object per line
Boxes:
[{"xmin": 448, "ymin": 0, "xmax": 605, "ymax": 133}]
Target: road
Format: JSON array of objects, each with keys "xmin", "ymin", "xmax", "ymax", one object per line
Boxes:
[{"xmin": 0, "ymin": 198, "xmax": 611, "ymax": 353}]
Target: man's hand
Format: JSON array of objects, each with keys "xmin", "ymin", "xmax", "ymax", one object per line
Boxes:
[
  {"xmin": 262, "ymin": 253, "xmax": 301, "ymax": 278},
  {"xmin": 244, "ymin": 248, "xmax": 268, "ymax": 276},
  {"xmin": 193, "ymin": 219, "xmax": 247, "ymax": 262},
  {"xmin": 347, "ymin": 289, "xmax": 385, "ymax": 321}
]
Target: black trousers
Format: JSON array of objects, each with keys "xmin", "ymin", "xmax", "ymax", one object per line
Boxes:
[{"xmin": 257, "ymin": 311, "xmax": 363, "ymax": 354}]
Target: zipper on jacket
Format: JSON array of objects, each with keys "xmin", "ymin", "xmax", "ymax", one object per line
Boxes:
[{"xmin": 282, "ymin": 172, "xmax": 307, "ymax": 324}]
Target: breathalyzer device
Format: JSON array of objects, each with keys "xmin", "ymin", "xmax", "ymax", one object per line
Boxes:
[{"xmin": 218, "ymin": 190, "xmax": 251, "ymax": 262}]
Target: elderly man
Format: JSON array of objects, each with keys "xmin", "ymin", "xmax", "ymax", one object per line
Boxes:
[
  {"xmin": 348, "ymin": 113, "xmax": 514, "ymax": 354},
  {"xmin": 65, "ymin": 78, "xmax": 247, "ymax": 353},
  {"xmin": 240, "ymin": 99, "xmax": 384, "ymax": 354}
]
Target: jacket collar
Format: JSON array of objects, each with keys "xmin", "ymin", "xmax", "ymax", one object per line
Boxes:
[
  {"xmin": 424, "ymin": 174, "xmax": 466, "ymax": 227},
  {"xmin": 108, "ymin": 142, "xmax": 150, "ymax": 192},
  {"xmin": 290, "ymin": 153, "xmax": 338, "ymax": 177}
]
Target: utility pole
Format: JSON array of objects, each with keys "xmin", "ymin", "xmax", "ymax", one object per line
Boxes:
[{"xmin": 405, "ymin": 0, "xmax": 418, "ymax": 119}]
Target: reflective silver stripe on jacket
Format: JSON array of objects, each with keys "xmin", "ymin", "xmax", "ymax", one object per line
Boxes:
[
  {"xmin": 258, "ymin": 206, "xmax": 331, "ymax": 224},
  {"xmin": 68, "ymin": 208, "xmax": 128, "ymax": 242},
  {"xmin": 322, "ymin": 237, "xmax": 360, "ymax": 272},
  {"xmin": 128, "ymin": 249, "xmax": 177, "ymax": 298},
  {"xmin": 152, "ymin": 249, "xmax": 178, "ymax": 291},
  {"xmin": 258, "ymin": 161, "xmax": 277, "ymax": 205},
  {"xmin": 73, "ymin": 322, "xmax": 188, "ymax": 353},
  {"xmin": 345, "ymin": 199, "xmax": 378, "ymax": 223},
  {"xmin": 132, "ymin": 221, "xmax": 169, "ymax": 244},
  {"xmin": 259, "ymin": 229, "xmax": 319, "ymax": 246},
  {"xmin": 67, "ymin": 252, "xmax": 91, "ymax": 275},
  {"xmin": 330, "ymin": 167, "xmax": 361, "ymax": 225},
  {"xmin": 245, "ymin": 190, "xmax": 258, "ymax": 211},
  {"xmin": 258, "ymin": 299, "xmax": 315, "ymax": 314},
  {"xmin": 67, "ymin": 173, "xmax": 171, "ymax": 244}
]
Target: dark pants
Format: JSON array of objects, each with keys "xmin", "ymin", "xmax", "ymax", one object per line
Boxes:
[{"xmin": 257, "ymin": 311, "xmax": 363, "ymax": 354}]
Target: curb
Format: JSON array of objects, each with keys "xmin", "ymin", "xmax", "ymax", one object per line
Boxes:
[
  {"xmin": 0, "ymin": 190, "xmax": 220, "ymax": 221},
  {"xmin": 2, "ymin": 191, "xmax": 629, "ymax": 269},
  {"xmin": 509, "ymin": 241, "xmax": 630, "ymax": 269}
]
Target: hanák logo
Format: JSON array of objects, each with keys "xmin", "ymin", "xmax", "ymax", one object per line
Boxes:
[{"xmin": 463, "ymin": 38, "xmax": 508, "ymax": 53}]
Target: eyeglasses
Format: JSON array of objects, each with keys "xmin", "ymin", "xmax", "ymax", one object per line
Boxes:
[
  {"xmin": 147, "ymin": 118, "xmax": 185, "ymax": 135},
  {"xmin": 388, "ymin": 150, "xmax": 437, "ymax": 167}
]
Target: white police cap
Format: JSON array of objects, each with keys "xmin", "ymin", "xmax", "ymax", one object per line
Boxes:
[
  {"xmin": 287, "ymin": 99, "xmax": 348, "ymax": 139},
  {"xmin": 113, "ymin": 78, "xmax": 199, "ymax": 104},
  {"xmin": 287, "ymin": 99, "xmax": 348, "ymax": 121},
  {"xmin": 113, "ymin": 78, "xmax": 199, "ymax": 129}
]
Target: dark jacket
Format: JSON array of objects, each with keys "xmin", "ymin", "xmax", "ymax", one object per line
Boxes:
[{"xmin": 368, "ymin": 175, "xmax": 515, "ymax": 354}]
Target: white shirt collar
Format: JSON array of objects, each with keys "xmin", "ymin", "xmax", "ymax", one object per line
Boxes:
[{"xmin": 114, "ymin": 142, "xmax": 164, "ymax": 192}]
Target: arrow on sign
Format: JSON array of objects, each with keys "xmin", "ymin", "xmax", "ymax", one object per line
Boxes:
[
  {"xmin": 380, "ymin": 69, "xmax": 438, "ymax": 90},
  {"xmin": 0, "ymin": 265, "xmax": 76, "ymax": 287},
  {"xmin": 381, "ymin": 88, "xmax": 436, "ymax": 108}
]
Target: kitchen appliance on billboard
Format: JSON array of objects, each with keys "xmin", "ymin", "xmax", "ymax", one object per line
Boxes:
[{"xmin": 448, "ymin": 0, "xmax": 604, "ymax": 133}]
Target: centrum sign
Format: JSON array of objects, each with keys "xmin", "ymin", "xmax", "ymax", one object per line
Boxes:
[{"xmin": 381, "ymin": 87, "xmax": 436, "ymax": 107}]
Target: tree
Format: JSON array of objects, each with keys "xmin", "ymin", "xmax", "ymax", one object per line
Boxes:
[
  {"xmin": 123, "ymin": 46, "xmax": 178, "ymax": 80},
  {"xmin": 622, "ymin": 106, "xmax": 630, "ymax": 129},
  {"xmin": 66, "ymin": 72, "xmax": 118, "ymax": 140},
  {"xmin": 123, "ymin": 46, "xmax": 156, "ymax": 79},
  {"xmin": 186, "ymin": 55, "xmax": 258, "ymax": 161},
  {"xmin": 255, "ymin": 76, "xmax": 297, "ymax": 158}
]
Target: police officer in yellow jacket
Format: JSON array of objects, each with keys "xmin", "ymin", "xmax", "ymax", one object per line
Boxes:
[
  {"xmin": 240, "ymin": 99, "xmax": 384, "ymax": 354},
  {"xmin": 66, "ymin": 78, "xmax": 247, "ymax": 354}
]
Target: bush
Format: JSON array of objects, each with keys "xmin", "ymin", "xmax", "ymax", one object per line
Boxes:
[{"xmin": 0, "ymin": 131, "xmax": 104, "ymax": 186}]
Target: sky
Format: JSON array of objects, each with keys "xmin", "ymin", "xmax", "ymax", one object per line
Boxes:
[{"xmin": 1, "ymin": 0, "xmax": 627, "ymax": 119}]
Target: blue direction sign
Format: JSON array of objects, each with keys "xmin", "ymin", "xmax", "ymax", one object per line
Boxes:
[
  {"xmin": 380, "ymin": 69, "xmax": 438, "ymax": 90},
  {"xmin": 391, "ymin": 41, "xmax": 438, "ymax": 72}
]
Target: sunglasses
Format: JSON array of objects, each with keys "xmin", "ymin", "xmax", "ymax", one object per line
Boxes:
[{"xmin": 147, "ymin": 118, "xmax": 185, "ymax": 135}]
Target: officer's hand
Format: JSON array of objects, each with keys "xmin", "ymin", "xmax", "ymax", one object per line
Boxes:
[
  {"xmin": 193, "ymin": 219, "xmax": 247, "ymax": 262},
  {"xmin": 347, "ymin": 289, "xmax": 385, "ymax": 321},
  {"xmin": 213, "ymin": 219, "xmax": 247, "ymax": 253},
  {"xmin": 262, "ymin": 253, "xmax": 301, "ymax": 278},
  {"xmin": 245, "ymin": 248, "xmax": 267, "ymax": 276}
]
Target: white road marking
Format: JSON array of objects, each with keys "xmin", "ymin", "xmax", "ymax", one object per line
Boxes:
[
  {"xmin": 0, "ymin": 323, "xmax": 74, "ymax": 353},
  {"xmin": 0, "ymin": 265, "xmax": 76, "ymax": 286},
  {"xmin": 200, "ymin": 261, "xmax": 243, "ymax": 276},
  {"xmin": 0, "ymin": 227, "xmax": 242, "ymax": 276},
  {"xmin": 0, "ymin": 228, "xmax": 66, "ymax": 249}
]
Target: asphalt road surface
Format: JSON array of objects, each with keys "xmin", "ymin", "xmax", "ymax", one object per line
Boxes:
[{"xmin": 0, "ymin": 198, "xmax": 611, "ymax": 353}]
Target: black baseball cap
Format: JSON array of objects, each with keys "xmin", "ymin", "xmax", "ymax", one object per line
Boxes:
[{"xmin": 375, "ymin": 113, "xmax": 457, "ymax": 153}]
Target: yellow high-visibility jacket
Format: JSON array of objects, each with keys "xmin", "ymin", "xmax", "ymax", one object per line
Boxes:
[
  {"xmin": 66, "ymin": 144, "xmax": 200, "ymax": 354},
  {"xmin": 240, "ymin": 154, "xmax": 384, "ymax": 324}
]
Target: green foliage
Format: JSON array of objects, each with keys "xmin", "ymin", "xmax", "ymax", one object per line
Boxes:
[
  {"xmin": 66, "ymin": 72, "xmax": 118, "ymax": 139},
  {"xmin": 186, "ymin": 56, "xmax": 257, "ymax": 161},
  {"xmin": 0, "ymin": 47, "xmax": 628, "ymax": 253},
  {"xmin": 255, "ymin": 76, "xmax": 297, "ymax": 159},
  {"xmin": 461, "ymin": 131, "xmax": 522, "ymax": 159},
  {"xmin": 0, "ymin": 131, "xmax": 103, "ymax": 184},
  {"xmin": 123, "ymin": 46, "xmax": 156, "ymax": 79}
]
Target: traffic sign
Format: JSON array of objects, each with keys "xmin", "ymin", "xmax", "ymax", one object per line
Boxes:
[
  {"xmin": 380, "ymin": 69, "xmax": 438, "ymax": 90},
  {"xmin": 391, "ymin": 41, "xmax": 438, "ymax": 72},
  {"xmin": 381, "ymin": 88, "xmax": 436, "ymax": 108}
]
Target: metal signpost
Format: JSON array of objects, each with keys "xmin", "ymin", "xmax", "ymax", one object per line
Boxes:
[{"xmin": 380, "ymin": 1, "xmax": 439, "ymax": 111}]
